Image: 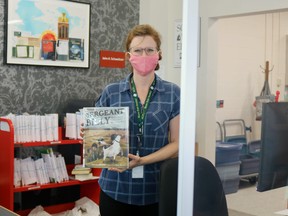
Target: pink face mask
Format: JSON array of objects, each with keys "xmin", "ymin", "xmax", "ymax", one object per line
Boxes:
[{"xmin": 129, "ymin": 54, "xmax": 159, "ymax": 76}]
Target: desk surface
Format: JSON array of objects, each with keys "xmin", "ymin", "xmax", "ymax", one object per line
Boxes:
[{"xmin": 226, "ymin": 181, "xmax": 287, "ymax": 216}]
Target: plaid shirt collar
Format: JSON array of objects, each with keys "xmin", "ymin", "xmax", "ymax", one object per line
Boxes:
[{"xmin": 120, "ymin": 73, "xmax": 166, "ymax": 93}]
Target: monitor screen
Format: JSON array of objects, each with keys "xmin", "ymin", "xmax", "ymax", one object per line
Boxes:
[{"xmin": 257, "ymin": 102, "xmax": 288, "ymax": 192}]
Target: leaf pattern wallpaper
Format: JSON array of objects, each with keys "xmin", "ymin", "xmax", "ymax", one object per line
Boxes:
[{"xmin": 0, "ymin": 0, "xmax": 139, "ymax": 116}]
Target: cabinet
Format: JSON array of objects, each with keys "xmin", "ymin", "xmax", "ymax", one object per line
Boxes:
[{"xmin": 0, "ymin": 117, "xmax": 100, "ymax": 216}]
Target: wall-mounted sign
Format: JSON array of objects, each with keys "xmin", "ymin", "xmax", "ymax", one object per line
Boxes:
[
  {"xmin": 216, "ymin": 100, "xmax": 224, "ymax": 108},
  {"xmin": 99, "ymin": 50, "xmax": 126, "ymax": 68},
  {"xmin": 174, "ymin": 20, "xmax": 182, "ymax": 68}
]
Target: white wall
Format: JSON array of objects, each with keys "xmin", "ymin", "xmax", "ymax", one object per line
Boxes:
[
  {"xmin": 201, "ymin": 0, "xmax": 288, "ymax": 18},
  {"xmin": 140, "ymin": 0, "xmax": 288, "ymax": 162},
  {"xmin": 199, "ymin": 1, "xmax": 288, "ymax": 162},
  {"xmin": 216, "ymin": 13, "xmax": 288, "ymax": 141},
  {"xmin": 139, "ymin": 0, "xmax": 182, "ymax": 85}
]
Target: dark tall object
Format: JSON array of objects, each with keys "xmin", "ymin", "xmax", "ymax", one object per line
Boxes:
[{"xmin": 257, "ymin": 102, "xmax": 288, "ymax": 192}]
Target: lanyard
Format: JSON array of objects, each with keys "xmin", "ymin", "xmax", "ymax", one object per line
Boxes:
[{"xmin": 131, "ymin": 76, "xmax": 156, "ymax": 154}]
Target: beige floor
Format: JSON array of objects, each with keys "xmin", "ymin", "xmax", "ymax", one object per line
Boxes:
[
  {"xmin": 228, "ymin": 209, "xmax": 255, "ymax": 216},
  {"xmin": 226, "ymin": 179, "xmax": 287, "ymax": 216}
]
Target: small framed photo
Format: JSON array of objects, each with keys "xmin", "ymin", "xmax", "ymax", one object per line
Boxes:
[{"xmin": 5, "ymin": 0, "xmax": 91, "ymax": 68}]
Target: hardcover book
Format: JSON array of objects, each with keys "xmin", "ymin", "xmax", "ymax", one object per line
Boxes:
[
  {"xmin": 82, "ymin": 107, "xmax": 129, "ymax": 168},
  {"xmin": 74, "ymin": 173, "xmax": 99, "ymax": 181},
  {"xmin": 71, "ymin": 165, "xmax": 91, "ymax": 175}
]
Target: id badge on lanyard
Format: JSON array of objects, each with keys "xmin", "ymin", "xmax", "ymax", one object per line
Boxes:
[
  {"xmin": 131, "ymin": 77, "xmax": 156, "ymax": 179},
  {"xmin": 132, "ymin": 165, "xmax": 144, "ymax": 178},
  {"xmin": 132, "ymin": 131, "xmax": 144, "ymax": 178}
]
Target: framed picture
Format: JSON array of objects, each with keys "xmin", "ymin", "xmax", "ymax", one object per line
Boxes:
[{"xmin": 5, "ymin": 0, "xmax": 91, "ymax": 68}]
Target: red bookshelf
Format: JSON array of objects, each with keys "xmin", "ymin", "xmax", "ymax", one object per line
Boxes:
[{"xmin": 0, "ymin": 118, "xmax": 100, "ymax": 216}]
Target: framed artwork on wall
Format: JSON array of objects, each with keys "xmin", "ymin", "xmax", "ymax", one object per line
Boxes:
[{"xmin": 4, "ymin": 0, "xmax": 91, "ymax": 68}]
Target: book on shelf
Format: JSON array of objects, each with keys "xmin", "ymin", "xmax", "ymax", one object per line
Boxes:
[
  {"xmin": 74, "ymin": 173, "xmax": 99, "ymax": 181},
  {"xmin": 2, "ymin": 113, "xmax": 59, "ymax": 143},
  {"xmin": 14, "ymin": 148, "xmax": 69, "ymax": 187},
  {"xmin": 65, "ymin": 112, "xmax": 83, "ymax": 140},
  {"xmin": 71, "ymin": 164, "xmax": 91, "ymax": 175},
  {"xmin": 41, "ymin": 148, "xmax": 69, "ymax": 183},
  {"xmin": 20, "ymin": 157, "xmax": 38, "ymax": 186},
  {"xmin": 82, "ymin": 107, "xmax": 129, "ymax": 169}
]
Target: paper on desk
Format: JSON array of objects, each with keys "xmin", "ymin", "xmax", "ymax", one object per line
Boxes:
[{"xmin": 275, "ymin": 209, "xmax": 288, "ymax": 215}]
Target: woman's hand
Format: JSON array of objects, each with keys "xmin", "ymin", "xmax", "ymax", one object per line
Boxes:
[
  {"xmin": 108, "ymin": 153, "xmax": 141, "ymax": 173},
  {"xmin": 128, "ymin": 153, "xmax": 141, "ymax": 169}
]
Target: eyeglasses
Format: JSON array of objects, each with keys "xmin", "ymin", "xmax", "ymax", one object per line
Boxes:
[{"xmin": 128, "ymin": 47, "xmax": 159, "ymax": 56}]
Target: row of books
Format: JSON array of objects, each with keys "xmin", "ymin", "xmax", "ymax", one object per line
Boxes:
[
  {"xmin": 14, "ymin": 148, "xmax": 69, "ymax": 187},
  {"xmin": 13, "ymin": 35, "xmax": 84, "ymax": 62},
  {"xmin": 2, "ymin": 113, "xmax": 59, "ymax": 143}
]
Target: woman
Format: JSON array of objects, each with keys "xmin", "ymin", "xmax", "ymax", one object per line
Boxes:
[{"xmin": 96, "ymin": 24, "xmax": 180, "ymax": 216}]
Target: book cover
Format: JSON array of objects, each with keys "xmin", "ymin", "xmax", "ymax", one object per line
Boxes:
[
  {"xmin": 82, "ymin": 107, "xmax": 129, "ymax": 168},
  {"xmin": 41, "ymin": 39, "xmax": 56, "ymax": 60},
  {"xmin": 56, "ymin": 39, "xmax": 69, "ymax": 61},
  {"xmin": 69, "ymin": 38, "xmax": 84, "ymax": 61}
]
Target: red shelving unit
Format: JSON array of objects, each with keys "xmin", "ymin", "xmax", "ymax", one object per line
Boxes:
[{"xmin": 0, "ymin": 118, "xmax": 100, "ymax": 216}]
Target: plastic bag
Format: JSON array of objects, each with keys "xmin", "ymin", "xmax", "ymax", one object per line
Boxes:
[
  {"xmin": 74, "ymin": 197, "xmax": 100, "ymax": 216},
  {"xmin": 28, "ymin": 197, "xmax": 100, "ymax": 216},
  {"xmin": 28, "ymin": 206, "xmax": 51, "ymax": 216}
]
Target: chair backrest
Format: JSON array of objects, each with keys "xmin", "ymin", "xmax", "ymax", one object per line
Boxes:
[
  {"xmin": 159, "ymin": 157, "xmax": 178, "ymax": 216},
  {"xmin": 193, "ymin": 156, "xmax": 228, "ymax": 216},
  {"xmin": 159, "ymin": 156, "xmax": 228, "ymax": 216}
]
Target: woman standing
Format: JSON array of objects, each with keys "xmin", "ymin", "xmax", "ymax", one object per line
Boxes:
[{"xmin": 96, "ymin": 24, "xmax": 180, "ymax": 216}]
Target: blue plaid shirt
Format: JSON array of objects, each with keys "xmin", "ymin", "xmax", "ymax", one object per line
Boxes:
[{"xmin": 96, "ymin": 73, "xmax": 180, "ymax": 205}]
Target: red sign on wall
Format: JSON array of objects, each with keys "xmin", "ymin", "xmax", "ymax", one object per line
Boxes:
[{"xmin": 99, "ymin": 50, "xmax": 126, "ymax": 68}]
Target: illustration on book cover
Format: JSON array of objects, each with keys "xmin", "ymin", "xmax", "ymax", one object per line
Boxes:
[{"xmin": 82, "ymin": 107, "xmax": 129, "ymax": 168}]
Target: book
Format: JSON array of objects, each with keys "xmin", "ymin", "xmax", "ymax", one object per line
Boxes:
[
  {"xmin": 69, "ymin": 38, "xmax": 84, "ymax": 61},
  {"xmin": 41, "ymin": 148, "xmax": 64, "ymax": 183},
  {"xmin": 56, "ymin": 39, "xmax": 69, "ymax": 61},
  {"xmin": 71, "ymin": 164, "xmax": 91, "ymax": 175},
  {"xmin": 82, "ymin": 107, "xmax": 129, "ymax": 168},
  {"xmin": 74, "ymin": 173, "xmax": 99, "ymax": 181},
  {"xmin": 41, "ymin": 39, "xmax": 56, "ymax": 60},
  {"xmin": 72, "ymin": 169, "xmax": 91, "ymax": 175}
]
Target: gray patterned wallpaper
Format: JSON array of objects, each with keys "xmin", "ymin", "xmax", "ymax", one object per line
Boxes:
[{"xmin": 0, "ymin": 0, "xmax": 139, "ymax": 116}]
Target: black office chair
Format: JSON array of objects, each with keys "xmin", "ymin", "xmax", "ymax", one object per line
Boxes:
[{"xmin": 159, "ymin": 156, "xmax": 228, "ymax": 216}]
